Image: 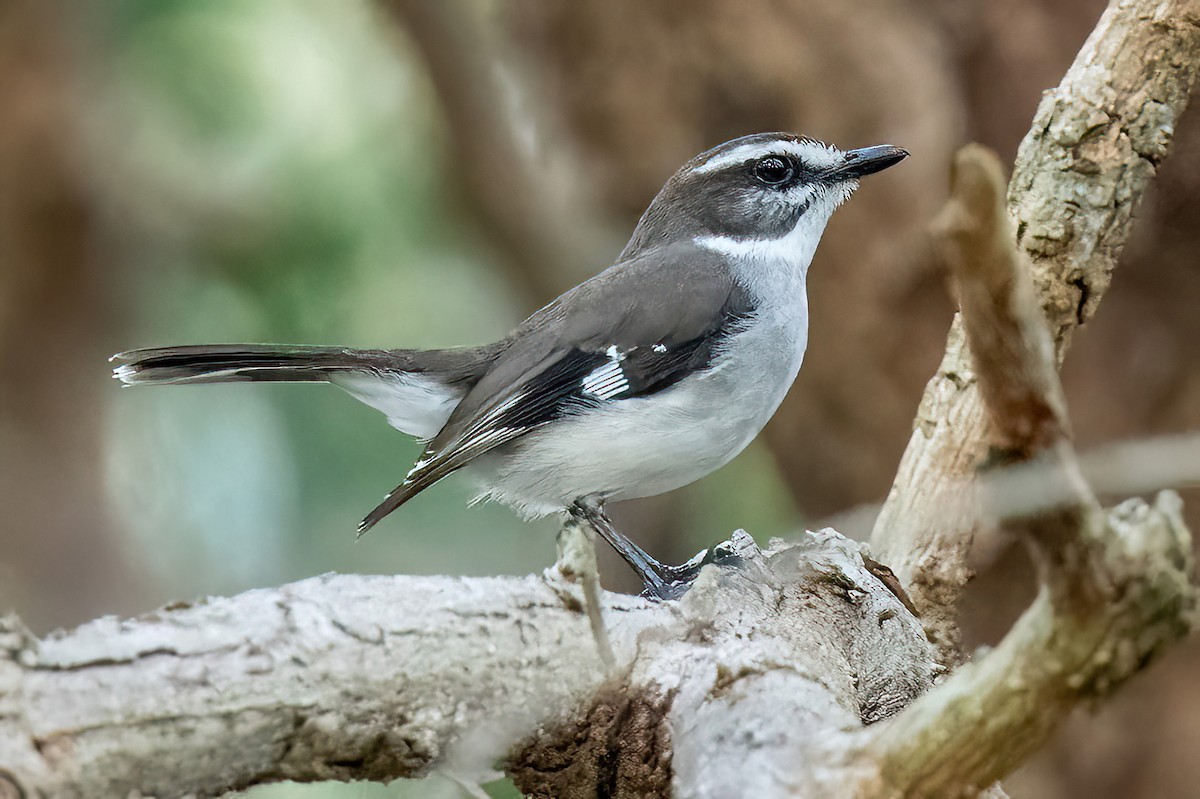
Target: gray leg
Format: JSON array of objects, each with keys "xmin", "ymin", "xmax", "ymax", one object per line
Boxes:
[{"xmin": 570, "ymin": 500, "xmax": 704, "ymax": 600}]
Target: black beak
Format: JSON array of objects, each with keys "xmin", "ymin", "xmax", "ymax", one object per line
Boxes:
[{"xmin": 829, "ymin": 145, "xmax": 909, "ymax": 179}]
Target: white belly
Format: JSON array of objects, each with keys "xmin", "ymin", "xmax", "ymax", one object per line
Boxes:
[{"xmin": 475, "ymin": 306, "xmax": 808, "ymax": 518}]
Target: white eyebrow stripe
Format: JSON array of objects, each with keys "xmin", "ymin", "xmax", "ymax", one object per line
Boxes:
[{"xmin": 692, "ymin": 139, "xmax": 843, "ymax": 175}]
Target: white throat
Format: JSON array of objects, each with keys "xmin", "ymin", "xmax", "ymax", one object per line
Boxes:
[{"xmin": 694, "ymin": 182, "xmax": 852, "ymax": 304}]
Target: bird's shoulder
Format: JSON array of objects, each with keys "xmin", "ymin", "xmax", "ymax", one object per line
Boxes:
[
  {"xmin": 467, "ymin": 241, "xmax": 754, "ymax": 417},
  {"xmin": 518, "ymin": 239, "xmax": 753, "ymax": 350}
]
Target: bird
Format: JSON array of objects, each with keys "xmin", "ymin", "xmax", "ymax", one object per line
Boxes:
[{"xmin": 111, "ymin": 132, "xmax": 908, "ymax": 599}]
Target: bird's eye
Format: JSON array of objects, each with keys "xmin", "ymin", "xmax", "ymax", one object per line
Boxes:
[{"xmin": 752, "ymin": 156, "xmax": 795, "ymax": 186}]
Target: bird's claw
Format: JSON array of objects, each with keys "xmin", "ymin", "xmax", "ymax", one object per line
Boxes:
[{"xmin": 639, "ymin": 542, "xmax": 749, "ymax": 601}]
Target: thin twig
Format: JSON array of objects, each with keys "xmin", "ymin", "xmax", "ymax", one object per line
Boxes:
[
  {"xmin": 932, "ymin": 143, "xmax": 1108, "ymax": 609},
  {"xmin": 552, "ymin": 519, "xmax": 616, "ymax": 669},
  {"xmin": 932, "ymin": 144, "xmax": 1069, "ymax": 456},
  {"xmin": 822, "ymin": 431, "xmax": 1200, "ymax": 536}
]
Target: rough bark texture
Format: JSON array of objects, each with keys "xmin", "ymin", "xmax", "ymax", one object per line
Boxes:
[
  {"xmin": 868, "ymin": 0, "xmax": 1200, "ymax": 659},
  {"xmin": 863, "ymin": 492, "xmax": 1193, "ymax": 796},
  {"xmin": 0, "ymin": 501, "xmax": 1188, "ymax": 798},
  {"xmin": 932, "ymin": 145, "xmax": 1070, "ymax": 457},
  {"xmin": 0, "ymin": 572, "xmax": 629, "ymax": 796},
  {"xmin": 0, "ymin": 531, "xmax": 938, "ymax": 798}
]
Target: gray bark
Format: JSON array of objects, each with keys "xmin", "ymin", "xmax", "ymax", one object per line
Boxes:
[{"xmin": 0, "ymin": 531, "xmax": 938, "ymax": 798}]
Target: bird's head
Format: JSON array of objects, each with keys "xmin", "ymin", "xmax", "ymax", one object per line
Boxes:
[{"xmin": 622, "ymin": 132, "xmax": 908, "ymax": 261}]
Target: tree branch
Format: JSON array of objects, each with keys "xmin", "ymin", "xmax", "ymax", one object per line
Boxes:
[
  {"xmin": 0, "ymin": 573, "xmax": 631, "ymax": 796},
  {"xmin": 856, "ymin": 145, "xmax": 1194, "ymax": 792},
  {"xmin": 869, "ymin": 0, "xmax": 1200, "ymax": 658},
  {"xmin": 926, "ymin": 143, "xmax": 1104, "ymax": 607},
  {"xmin": 932, "ymin": 145, "xmax": 1070, "ymax": 456},
  {"xmin": 0, "ymin": 533, "xmax": 939, "ymax": 798},
  {"xmin": 853, "ymin": 6, "xmax": 1199, "ymax": 793},
  {"xmin": 862, "ymin": 491, "xmax": 1194, "ymax": 796}
]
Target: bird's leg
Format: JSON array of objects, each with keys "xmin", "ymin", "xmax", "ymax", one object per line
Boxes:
[{"xmin": 570, "ymin": 500, "xmax": 705, "ymax": 600}]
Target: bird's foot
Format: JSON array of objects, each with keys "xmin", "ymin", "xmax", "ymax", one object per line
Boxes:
[
  {"xmin": 639, "ymin": 534, "xmax": 756, "ymax": 601},
  {"xmin": 639, "ymin": 552, "xmax": 705, "ymax": 601},
  {"xmin": 571, "ymin": 500, "xmax": 756, "ymax": 601}
]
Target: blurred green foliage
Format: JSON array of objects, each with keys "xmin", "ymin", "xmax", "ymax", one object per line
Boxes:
[{"xmin": 101, "ymin": 0, "xmax": 546, "ymax": 603}]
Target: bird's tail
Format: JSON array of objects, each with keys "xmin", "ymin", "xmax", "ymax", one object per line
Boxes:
[
  {"xmin": 111, "ymin": 344, "xmax": 406, "ymax": 386},
  {"xmin": 111, "ymin": 343, "xmax": 499, "ymax": 440}
]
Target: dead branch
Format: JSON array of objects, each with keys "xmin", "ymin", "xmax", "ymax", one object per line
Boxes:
[
  {"xmin": 928, "ymin": 144, "xmax": 1102, "ymax": 603},
  {"xmin": 931, "ymin": 145, "xmax": 1070, "ymax": 456},
  {"xmin": 846, "ymin": 6, "xmax": 1200, "ymax": 789},
  {"xmin": 0, "ymin": 533, "xmax": 937, "ymax": 798},
  {"xmin": 818, "ymin": 431, "xmax": 1200, "ymax": 536},
  {"xmin": 0, "ymin": 572, "xmax": 639, "ymax": 796},
  {"xmin": 869, "ymin": 0, "xmax": 1200, "ymax": 658},
  {"xmin": 862, "ymin": 492, "xmax": 1193, "ymax": 796}
]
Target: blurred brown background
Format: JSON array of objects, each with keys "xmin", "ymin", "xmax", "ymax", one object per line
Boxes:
[{"xmin": 1, "ymin": 1, "xmax": 1197, "ymax": 797}]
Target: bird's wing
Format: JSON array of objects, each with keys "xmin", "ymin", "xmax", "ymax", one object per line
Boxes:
[{"xmin": 358, "ymin": 242, "xmax": 753, "ymax": 533}]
